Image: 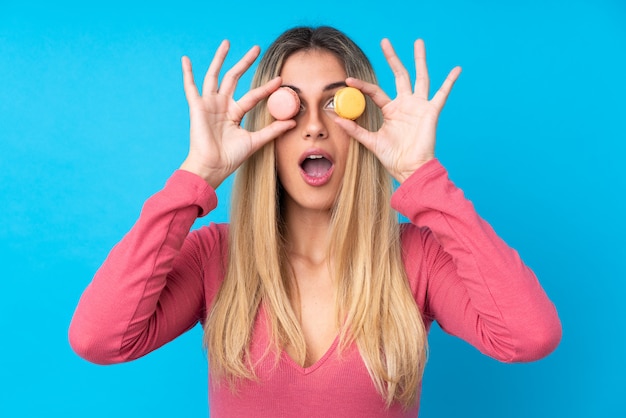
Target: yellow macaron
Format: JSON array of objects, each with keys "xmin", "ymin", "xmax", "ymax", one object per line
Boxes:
[{"xmin": 334, "ymin": 87, "xmax": 366, "ymax": 120}]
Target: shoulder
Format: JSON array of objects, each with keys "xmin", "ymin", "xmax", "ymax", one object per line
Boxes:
[
  {"xmin": 177, "ymin": 223, "xmax": 230, "ymax": 279},
  {"xmin": 187, "ymin": 223, "xmax": 229, "ymax": 257},
  {"xmin": 399, "ymin": 222, "xmax": 438, "ymax": 260},
  {"xmin": 399, "ymin": 224, "xmax": 429, "ymax": 304},
  {"xmin": 183, "ymin": 223, "xmax": 230, "ymax": 309},
  {"xmin": 400, "ymin": 223, "xmax": 451, "ymax": 319}
]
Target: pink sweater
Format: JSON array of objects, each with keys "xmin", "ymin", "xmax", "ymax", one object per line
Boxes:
[{"xmin": 69, "ymin": 159, "xmax": 561, "ymax": 417}]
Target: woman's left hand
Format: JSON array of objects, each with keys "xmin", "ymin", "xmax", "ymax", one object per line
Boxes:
[{"xmin": 334, "ymin": 39, "xmax": 461, "ymax": 183}]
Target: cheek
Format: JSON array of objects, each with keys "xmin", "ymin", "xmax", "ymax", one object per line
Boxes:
[
  {"xmin": 336, "ymin": 136, "xmax": 353, "ymax": 165},
  {"xmin": 274, "ymin": 138, "xmax": 295, "ymax": 180}
]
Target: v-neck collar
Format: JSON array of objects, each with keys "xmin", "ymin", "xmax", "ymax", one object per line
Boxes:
[
  {"xmin": 281, "ymin": 334, "xmax": 340, "ymax": 375},
  {"xmin": 256, "ymin": 303, "xmax": 341, "ymax": 375}
]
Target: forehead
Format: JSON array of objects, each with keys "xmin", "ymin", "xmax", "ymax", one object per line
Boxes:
[{"xmin": 280, "ymin": 49, "xmax": 346, "ymax": 85}]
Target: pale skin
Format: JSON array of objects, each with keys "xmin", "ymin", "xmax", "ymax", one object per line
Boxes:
[
  {"xmin": 276, "ymin": 49, "xmax": 352, "ymax": 365},
  {"xmin": 180, "ymin": 38, "xmax": 461, "ymax": 366}
]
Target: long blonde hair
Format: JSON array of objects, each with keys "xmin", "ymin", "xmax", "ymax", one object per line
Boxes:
[{"xmin": 205, "ymin": 26, "xmax": 427, "ymax": 408}]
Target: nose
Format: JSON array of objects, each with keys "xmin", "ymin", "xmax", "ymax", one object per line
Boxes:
[{"xmin": 302, "ymin": 108, "xmax": 328, "ymax": 140}]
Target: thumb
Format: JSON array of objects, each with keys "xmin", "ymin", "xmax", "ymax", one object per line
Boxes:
[
  {"xmin": 248, "ymin": 120, "xmax": 297, "ymax": 151},
  {"xmin": 333, "ymin": 117, "xmax": 377, "ymax": 153}
]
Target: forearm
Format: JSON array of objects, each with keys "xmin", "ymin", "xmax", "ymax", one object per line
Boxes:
[
  {"xmin": 394, "ymin": 160, "xmax": 562, "ymax": 361},
  {"xmin": 68, "ymin": 170, "xmax": 217, "ymax": 364}
]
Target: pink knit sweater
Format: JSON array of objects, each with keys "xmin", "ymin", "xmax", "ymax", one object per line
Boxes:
[{"xmin": 69, "ymin": 159, "xmax": 561, "ymax": 417}]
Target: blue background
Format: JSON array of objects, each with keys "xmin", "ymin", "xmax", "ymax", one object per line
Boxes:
[{"xmin": 1, "ymin": 0, "xmax": 624, "ymax": 416}]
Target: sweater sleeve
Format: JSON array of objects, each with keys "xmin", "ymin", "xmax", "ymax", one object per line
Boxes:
[
  {"xmin": 68, "ymin": 170, "xmax": 221, "ymax": 365},
  {"xmin": 392, "ymin": 159, "xmax": 562, "ymax": 362}
]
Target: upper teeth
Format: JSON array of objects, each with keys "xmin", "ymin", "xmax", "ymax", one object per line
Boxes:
[{"xmin": 308, "ymin": 155, "xmax": 323, "ymax": 159}]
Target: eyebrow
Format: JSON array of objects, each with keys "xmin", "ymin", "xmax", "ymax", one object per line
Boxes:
[{"xmin": 282, "ymin": 81, "xmax": 347, "ymax": 94}]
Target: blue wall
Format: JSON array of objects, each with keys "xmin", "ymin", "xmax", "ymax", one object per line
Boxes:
[{"xmin": 1, "ymin": 0, "xmax": 624, "ymax": 416}]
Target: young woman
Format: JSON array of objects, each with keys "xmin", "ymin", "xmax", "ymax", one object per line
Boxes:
[{"xmin": 69, "ymin": 26, "xmax": 561, "ymax": 417}]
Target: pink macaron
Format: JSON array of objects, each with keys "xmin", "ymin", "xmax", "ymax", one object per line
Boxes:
[{"xmin": 267, "ymin": 87, "xmax": 300, "ymax": 120}]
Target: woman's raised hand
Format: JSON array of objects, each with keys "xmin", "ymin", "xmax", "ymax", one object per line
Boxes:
[
  {"xmin": 179, "ymin": 40, "xmax": 296, "ymax": 189},
  {"xmin": 335, "ymin": 39, "xmax": 461, "ymax": 184}
]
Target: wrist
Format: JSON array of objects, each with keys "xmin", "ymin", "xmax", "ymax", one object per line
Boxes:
[
  {"xmin": 179, "ymin": 158, "xmax": 225, "ymax": 189},
  {"xmin": 394, "ymin": 156, "xmax": 435, "ymax": 184}
]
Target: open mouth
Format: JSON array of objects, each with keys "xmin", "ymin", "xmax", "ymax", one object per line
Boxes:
[
  {"xmin": 300, "ymin": 154, "xmax": 333, "ymax": 178},
  {"xmin": 298, "ymin": 151, "xmax": 334, "ymax": 186}
]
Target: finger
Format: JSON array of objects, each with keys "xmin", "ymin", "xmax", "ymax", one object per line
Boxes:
[
  {"xmin": 202, "ymin": 40, "xmax": 230, "ymax": 95},
  {"xmin": 236, "ymin": 76, "xmax": 282, "ymax": 114},
  {"xmin": 413, "ymin": 39, "xmax": 430, "ymax": 99},
  {"xmin": 346, "ymin": 77, "xmax": 392, "ymax": 109},
  {"xmin": 249, "ymin": 120, "xmax": 297, "ymax": 150},
  {"xmin": 381, "ymin": 38, "xmax": 412, "ymax": 95},
  {"xmin": 181, "ymin": 56, "xmax": 200, "ymax": 103},
  {"xmin": 431, "ymin": 66, "xmax": 462, "ymax": 111},
  {"xmin": 219, "ymin": 45, "xmax": 262, "ymax": 97},
  {"xmin": 333, "ymin": 116, "xmax": 378, "ymax": 153}
]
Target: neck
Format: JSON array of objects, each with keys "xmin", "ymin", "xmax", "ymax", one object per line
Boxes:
[{"xmin": 283, "ymin": 204, "xmax": 333, "ymax": 265}]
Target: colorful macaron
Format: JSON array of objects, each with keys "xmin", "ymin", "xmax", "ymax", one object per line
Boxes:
[
  {"xmin": 267, "ymin": 85, "xmax": 366, "ymax": 121},
  {"xmin": 334, "ymin": 87, "xmax": 366, "ymax": 120},
  {"xmin": 267, "ymin": 87, "xmax": 300, "ymax": 120}
]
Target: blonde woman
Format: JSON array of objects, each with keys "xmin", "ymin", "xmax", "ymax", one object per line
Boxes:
[{"xmin": 69, "ymin": 26, "xmax": 561, "ymax": 417}]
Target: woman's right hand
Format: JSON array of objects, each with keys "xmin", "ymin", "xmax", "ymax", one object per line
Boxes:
[{"xmin": 179, "ymin": 40, "xmax": 296, "ymax": 189}]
